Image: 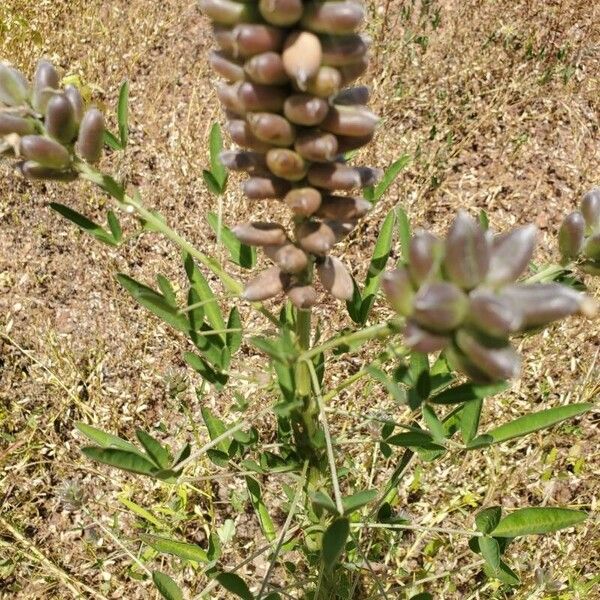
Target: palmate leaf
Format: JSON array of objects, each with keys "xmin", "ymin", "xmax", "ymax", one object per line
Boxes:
[
  {"xmin": 490, "ymin": 507, "xmax": 587, "ymax": 538},
  {"xmin": 152, "ymin": 571, "xmax": 183, "ymax": 600},
  {"xmin": 141, "ymin": 534, "xmax": 209, "ymax": 563}
]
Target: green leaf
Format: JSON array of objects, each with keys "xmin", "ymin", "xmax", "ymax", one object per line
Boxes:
[
  {"xmin": 311, "ymin": 491, "xmax": 338, "ymax": 515},
  {"xmin": 209, "ymin": 122, "xmax": 228, "ymax": 190},
  {"xmin": 203, "ymin": 169, "xmax": 222, "ymax": 196},
  {"xmin": 479, "ymin": 209, "xmax": 489, "ymax": 230},
  {"xmin": 429, "ymin": 381, "xmax": 508, "ymax": 405},
  {"xmin": 173, "ymin": 442, "xmax": 191, "ymax": 467},
  {"xmin": 342, "ymin": 489, "xmax": 378, "ymax": 515},
  {"xmin": 485, "ymin": 560, "xmax": 520, "ymax": 586},
  {"xmin": 201, "ymin": 407, "xmax": 230, "ymax": 453},
  {"xmin": 367, "ymin": 365, "xmax": 406, "ymax": 405},
  {"xmin": 246, "ymin": 476, "xmax": 276, "ymax": 542},
  {"xmin": 117, "ymin": 80, "xmax": 129, "ymax": 149},
  {"xmin": 141, "ymin": 534, "xmax": 208, "ymax": 563},
  {"xmin": 81, "ymin": 447, "xmax": 158, "ymax": 477},
  {"xmin": 460, "ymin": 397, "xmax": 483, "ymax": 444},
  {"xmin": 184, "ymin": 352, "xmax": 228, "ymax": 389},
  {"xmin": 478, "ymin": 536, "xmax": 501, "ymax": 573},
  {"xmin": 207, "ymin": 212, "xmax": 256, "ymax": 269},
  {"xmin": 216, "ymin": 573, "xmax": 254, "ymax": 600},
  {"xmin": 422, "ymin": 404, "xmax": 446, "ymax": 442},
  {"xmin": 322, "ymin": 518, "xmax": 349, "ymax": 573},
  {"xmin": 345, "ymin": 277, "xmax": 363, "ymax": 324},
  {"xmin": 103, "ymin": 129, "xmax": 122, "ymax": 151},
  {"xmin": 491, "ymin": 507, "xmax": 587, "ymax": 538},
  {"xmin": 371, "ymin": 155, "xmax": 410, "ymax": 203},
  {"xmin": 50, "ymin": 203, "xmax": 118, "ymax": 246},
  {"xmin": 135, "ymin": 429, "xmax": 171, "ymax": 469},
  {"xmin": 475, "ymin": 506, "xmax": 502, "ymax": 534},
  {"xmin": 75, "ymin": 423, "xmax": 140, "ymax": 454},
  {"xmin": 386, "ymin": 431, "xmax": 444, "ymax": 452},
  {"xmin": 107, "ymin": 211, "xmax": 122, "ymax": 242},
  {"xmin": 226, "ymin": 307, "xmax": 243, "ymax": 354},
  {"xmin": 118, "ymin": 495, "xmax": 165, "ymax": 528},
  {"xmin": 157, "ymin": 275, "xmax": 177, "ymax": 306},
  {"xmin": 396, "ymin": 206, "xmax": 411, "ymax": 263},
  {"xmin": 152, "ymin": 571, "xmax": 183, "ymax": 600}
]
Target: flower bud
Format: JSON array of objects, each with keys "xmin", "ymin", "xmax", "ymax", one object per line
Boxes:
[
  {"xmin": 45, "ymin": 94, "xmax": 78, "ymax": 143},
  {"xmin": 304, "ymin": 66, "xmax": 342, "ymax": 97},
  {"xmin": 244, "ymin": 52, "xmax": 288, "ymax": 85},
  {"xmin": 259, "ymin": 0, "xmax": 303, "ymax": 26},
  {"xmin": 76, "ymin": 109, "xmax": 104, "ymax": 163},
  {"xmin": 486, "ymin": 224, "xmax": 536, "ymax": 287},
  {"xmin": 583, "ymin": 233, "xmax": 600, "ymax": 260},
  {"xmin": 321, "ymin": 34, "xmax": 370, "ymax": 67},
  {"xmin": 199, "ymin": 0, "xmax": 260, "ymax": 25},
  {"xmin": 287, "ymin": 286, "xmax": 318, "ymax": 309},
  {"xmin": 558, "ymin": 211, "xmax": 585, "ymax": 260},
  {"xmin": 0, "ymin": 63, "xmax": 29, "ymax": 106},
  {"xmin": 381, "ymin": 268, "xmax": 414, "ymax": 316},
  {"xmin": 266, "ymin": 148, "xmax": 308, "ymax": 181},
  {"xmin": 20, "ymin": 135, "xmax": 70, "ymax": 169},
  {"xmin": 219, "ymin": 150, "xmax": 268, "ymax": 173},
  {"xmin": 408, "ymin": 230, "xmax": 444, "ymax": 286},
  {"xmin": 320, "ymin": 105, "xmax": 379, "ymax": 137},
  {"xmin": 444, "ymin": 211, "xmax": 490, "ymax": 290},
  {"xmin": 243, "ymin": 266, "xmax": 289, "ymax": 301},
  {"xmin": 31, "ymin": 59, "xmax": 60, "ymax": 115},
  {"xmin": 316, "ymin": 255, "xmax": 354, "ymax": 300},
  {"xmin": 284, "ymin": 94, "xmax": 329, "ymax": 126},
  {"xmin": 232, "ymin": 222, "xmax": 287, "ymax": 246},
  {"xmin": 282, "ymin": 31, "xmax": 323, "ymax": 88},
  {"xmin": 294, "ymin": 130, "xmax": 338, "ymax": 162},
  {"xmin": 238, "ymin": 81, "xmax": 288, "ymax": 112},
  {"xmin": 404, "ymin": 320, "xmax": 449, "ymax": 353},
  {"xmin": 243, "ymin": 175, "xmax": 291, "ymax": 199},
  {"xmin": 333, "ymin": 85, "xmax": 370, "ymax": 106},
  {"xmin": 264, "ymin": 242, "xmax": 309, "ymax": 273},
  {"xmin": 64, "ymin": 84, "xmax": 84, "ymax": 124},
  {"xmin": 316, "ymin": 195, "xmax": 371, "ymax": 220},
  {"xmin": 335, "ymin": 132, "xmax": 374, "ymax": 153},
  {"xmin": 339, "ymin": 56, "xmax": 369, "ymax": 84},
  {"xmin": 412, "ymin": 282, "xmax": 468, "ymax": 333},
  {"xmin": 468, "ymin": 290, "xmax": 522, "ymax": 338},
  {"xmin": 297, "ymin": 221, "xmax": 336, "ymax": 255},
  {"xmin": 18, "ymin": 160, "xmax": 77, "ymax": 181},
  {"xmin": 0, "ymin": 113, "xmax": 35, "ymax": 136},
  {"xmin": 247, "ymin": 112, "xmax": 296, "ymax": 146},
  {"xmin": 581, "ymin": 188, "xmax": 600, "ymax": 230},
  {"xmin": 210, "ymin": 51, "xmax": 246, "ymax": 81},
  {"xmin": 227, "ymin": 119, "xmax": 272, "ymax": 151},
  {"xmin": 284, "ymin": 187, "xmax": 322, "ymax": 216},
  {"xmin": 307, "ymin": 163, "xmax": 382, "ymax": 191},
  {"xmin": 302, "ymin": 1, "xmax": 365, "ymax": 35}
]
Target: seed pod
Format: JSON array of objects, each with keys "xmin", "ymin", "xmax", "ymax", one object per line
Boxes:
[
  {"xmin": 321, "ymin": 34, "xmax": 370, "ymax": 67},
  {"xmin": 76, "ymin": 109, "xmax": 104, "ymax": 163},
  {"xmin": 581, "ymin": 188, "xmax": 600, "ymax": 230},
  {"xmin": 583, "ymin": 233, "xmax": 600, "ymax": 260},
  {"xmin": 259, "ymin": 0, "xmax": 303, "ymax": 26},
  {"xmin": 284, "ymin": 187, "xmax": 322, "ymax": 216},
  {"xmin": 321, "ymin": 105, "xmax": 379, "ymax": 137},
  {"xmin": 287, "ymin": 286, "xmax": 318, "ymax": 309},
  {"xmin": 339, "ymin": 56, "xmax": 369, "ymax": 84},
  {"xmin": 45, "ymin": 94, "xmax": 78, "ymax": 143},
  {"xmin": 215, "ymin": 24, "xmax": 286, "ymax": 57},
  {"xmin": 294, "ymin": 130, "xmax": 338, "ymax": 162},
  {"xmin": 209, "ymin": 51, "xmax": 246, "ymax": 81},
  {"xmin": 247, "ymin": 112, "xmax": 296, "ymax": 146},
  {"xmin": 408, "ymin": 230, "xmax": 444, "ymax": 286},
  {"xmin": 558, "ymin": 211, "xmax": 585, "ymax": 260},
  {"xmin": 0, "ymin": 63, "xmax": 29, "ymax": 106},
  {"xmin": 239, "ymin": 81, "xmax": 288, "ymax": 112},
  {"xmin": 199, "ymin": 0, "xmax": 260, "ymax": 25},
  {"xmin": 232, "ymin": 222, "xmax": 287, "ymax": 246},
  {"xmin": 486, "ymin": 224, "xmax": 536, "ymax": 287},
  {"xmin": 264, "ymin": 242, "xmax": 309, "ymax": 273},
  {"xmin": 243, "ymin": 175, "xmax": 291, "ymax": 199},
  {"xmin": 333, "ymin": 85, "xmax": 370, "ymax": 106},
  {"xmin": 64, "ymin": 84, "xmax": 84, "ymax": 123},
  {"xmin": 0, "ymin": 113, "xmax": 35, "ymax": 136},
  {"xmin": 317, "ymin": 255, "xmax": 354, "ymax": 300},
  {"xmin": 266, "ymin": 148, "xmax": 308, "ymax": 181},
  {"xmin": 227, "ymin": 119, "xmax": 272, "ymax": 151},
  {"xmin": 304, "ymin": 66, "xmax": 342, "ymax": 97},
  {"xmin": 219, "ymin": 150, "xmax": 268, "ymax": 173},
  {"xmin": 243, "ymin": 266, "xmax": 288, "ymax": 301},
  {"xmin": 327, "ymin": 219, "xmax": 357, "ymax": 241},
  {"xmin": 18, "ymin": 160, "xmax": 78, "ymax": 181},
  {"xmin": 282, "ymin": 31, "xmax": 323, "ymax": 89},
  {"xmin": 335, "ymin": 132, "xmax": 374, "ymax": 153},
  {"xmin": 31, "ymin": 59, "xmax": 60, "ymax": 115},
  {"xmin": 316, "ymin": 195, "xmax": 371, "ymax": 220},
  {"xmin": 297, "ymin": 220, "xmax": 336, "ymax": 256},
  {"xmin": 244, "ymin": 52, "xmax": 288, "ymax": 85},
  {"xmin": 412, "ymin": 282, "xmax": 468, "ymax": 333},
  {"xmin": 308, "ymin": 163, "xmax": 382, "ymax": 191},
  {"xmin": 382, "ymin": 268, "xmax": 414, "ymax": 316},
  {"xmin": 20, "ymin": 135, "xmax": 70, "ymax": 169},
  {"xmin": 302, "ymin": 1, "xmax": 365, "ymax": 35},
  {"xmin": 284, "ymin": 94, "xmax": 329, "ymax": 126},
  {"xmin": 216, "ymin": 82, "xmax": 246, "ymax": 115},
  {"xmin": 468, "ymin": 290, "xmax": 522, "ymax": 338},
  {"xmin": 404, "ymin": 320, "xmax": 449, "ymax": 353}
]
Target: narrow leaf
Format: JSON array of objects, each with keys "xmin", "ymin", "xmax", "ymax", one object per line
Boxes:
[
  {"xmin": 396, "ymin": 206, "xmax": 411, "ymax": 263},
  {"xmin": 246, "ymin": 476, "xmax": 276, "ymax": 542},
  {"xmin": 135, "ymin": 429, "xmax": 171, "ymax": 469},
  {"xmin": 207, "ymin": 211, "xmax": 256, "ymax": 269},
  {"xmin": 157, "ymin": 275, "xmax": 177, "ymax": 306},
  {"xmin": 82, "ymin": 447, "xmax": 158, "ymax": 477},
  {"xmin": 118, "ymin": 495, "xmax": 164, "ymax": 528},
  {"xmin": 372, "ymin": 155, "xmax": 410, "ymax": 203},
  {"xmin": 107, "ymin": 211, "xmax": 122, "ymax": 242},
  {"xmin": 209, "ymin": 123, "xmax": 228, "ymax": 190},
  {"xmin": 216, "ymin": 573, "xmax": 254, "ymax": 600},
  {"xmin": 117, "ymin": 80, "xmax": 129, "ymax": 149},
  {"xmin": 141, "ymin": 534, "xmax": 208, "ymax": 563},
  {"xmin": 226, "ymin": 307, "xmax": 243, "ymax": 354},
  {"xmin": 478, "ymin": 536, "xmax": 501, "ymax": 573},
  {"xmin": 103, "ymin": 129, "xmax": 123, "ymax": 151},
  {"xmin": 422, "ymin": 404, "xmax": 446, "ymax": 442},
  {"xmin": 322, "ymin": 518, "xmax": 350, "ymax": 573},
  {"xmin": 75, "ymin": 423, "xmax": 140, "ymax": 454},
  {"xmin": 201, "ymin": 407, "xmax": 230, "ymax": 453},
  {"xmin": 152, "ymin": 571, "xmax": 183, "ymax": 600},
  {"xmin": 50, "ymin": 203, "xmax": 118, "ymax": 246},
  {"xmin": 475, "ymin": 506, "xmax": 502, "ymax": 534},
  {"xmin": 491, "ymin": 507, "xmax": 587, "ymax": 538},
  {"xmin": 429, "ymin": 381, "xmax": 508, "ymax": 405},
  {"xmin": 203, "ymin": 169, "xmax": 222, "ymax": 196},
  {"xmin": 460, "ymin": 397, "xmax": 483, "ymax": 444},
  {"xmin": 342, "ymin": 489, "xmax": 378, "ymax": 515}
]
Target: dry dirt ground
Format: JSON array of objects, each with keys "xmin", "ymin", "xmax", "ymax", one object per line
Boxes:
[{"xmin": 1, "ymin": 0, "xmax": 599, "ymax": 598}]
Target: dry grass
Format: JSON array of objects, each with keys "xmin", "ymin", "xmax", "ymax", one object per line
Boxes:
[{"xmin": 1, "ymin": 0, "xmax": 599, "ymax": 598}]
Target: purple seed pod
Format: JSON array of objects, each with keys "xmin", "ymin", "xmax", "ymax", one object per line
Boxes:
[
  {"xmin": 408, "ymin": 230, "xmax": 444, "ymax": 287},
  {"xmin": 282, "ymin": 31, "xmax": 323, "ymax": 88},
  {"xmin": 221, "ymin": 24, "xmax": 286, "ymax": 57},
  {"xmin": 304, "ymin": 66, "xmax": 342, "ymax": 97},
  {"xmin": 339, "ymin": 56, "xmax": 369, "ymax": 85},
  {"xmin": 307, "ymin": 163, "xmax": 382, "ymax": 191},
  {"xmin": 404, "ymin": 320, "xmax": 450, "ymax": 353},
  {"xmin": 64, "ymin": 85, "xmax": 84, "ymax": 124},
  {"xmin": 558, "ymin": 211, "xmax": 585, "ymax": 261},
  {"xmin": 31, "ymin": 59, "xmax": 60, "ymax": 115},
  {"xmin": 264, "ymin": 242, "xmax": 309, "ymax": 273},
  {"xmin": 287, "ymin": 285, "xmax": 318, "ymax": 309},
  {"xmin": 321, "ymin": 34, "xmax": 370, "ymax": 67},
  {"xmin": 297, "ymin": 220, "xmax": 337, "ymax": 256},
  {"xmin": 266, "ymin": 148, "xmax": 308, "ymax": 181},
  {"xmin": 316, "ymin": 195, "xmax": 371, "ymax": 220},
  {"xmin": 284, "ymin": 187, "xmax": 323, "ymax": 216},
  {"xmin": 326, "ymin": 219, "xmax": 357, "ymax": 242},
  {"xmin": 219, "ymin": 150, "xmax": 269, "ymax": 174},
  {"xmin": 316, "ymin": 255, "xmax": 354, "ymax": 300},
  {"xmin": 335, "ymin": 132, "xmax": 374, "ymax": 153},
  {"xmin": 333, "ymin": 85, "xmax": 370, "ymax": 106},
  {"xmin": 232, "ymin": 222, "xmax": 288, "ymax": 246},
  {"xmin": 581, "ymin": 188, "xmax": 600, "ymax": 230},
  {"xmin": 239, "ymin": 81, "xmax": 289, "ymax": 112},
  {"xmin": 284, "ymin": 94, "xmax": 329, "ymax": 126},
  {"xmin": 244, "ymin": 52, "xmax": 289, "ymax": 85},
  {"xmin": 320, "ymin": 105, "xmax": 379, "ymax": 137},
  {"xmin": 259, "ymin": 0, "xmax": 303, "ymax": 27},
  {"xmin": 76, "ymin": 109, "xmax": 104, "ymax": 164},
  {"xmin": 445, "ymin": 345, "xmax": 492, "ymax": 384},
  {"xmin": 381, "ymin": 268, "xmax": 414, "ymax": 317},
  {"xmin": 302, "ymin": 2, "xmax": 365, "ymax": 35},
  {"xmin": 0, "ymin": 113, "xmax": 35, "ymax": 136},
  {"xmin": 20, "ymin": 135, "xmax": 70, "ymax": 169},
  {"xmin": 18, "ymin": 160, "xmax": 78, "ymax": 181},
  {"xmin": 455, "ymin": 330, "xmax": 521, "ymax": 382},
  {"xmin": 199, "ymin": 0, "xmax": 260, "ymax": 25},
  {"xmin": 243, "ymin": 266, "xmax": 289, "ymax": 301},
  {"xmin": 444, "ymin": 211, "xmax": 490, "ymax": 290},
  {"xmin": 243, "ymin": 175, "xmax": 291, "ymax": 199},
  {"xmin": 0, "ymin": 63, "xmax": 29, "ymax": 106},
  {"xmin": 583, "ymin": 233, "xmax": 600, "ymax": 260},
  {"xmin": 45, "ymin": 94, "xmax": 78, "ymax": 144},
  {"xmin": 412, "ymin": 282, "xmax": 468, "ymax": 333},
  {"xmin": 247, "ymin": 112, "xmax": 296, "ymax": 146},
  {"xmin": 227, "ymin": 119, "xmax": 273, "ymax": 151},
  {"xmin": 468, "ymin": 290, "xmax": 523, "ymax": 339},
  {"xmin": 217, "ymin": 82, "xmax": 246, "ymax": 115},
  {"xmin": 210, "ymin": 51, "xmax": 246, "ymax": 81},
  {"xmin": 486, "ymin": 224, "xmax": 536, "ymax": 287},
  {"xmin": 294, "ymin": 130, "xmax": 338, "ymax": 162}
]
